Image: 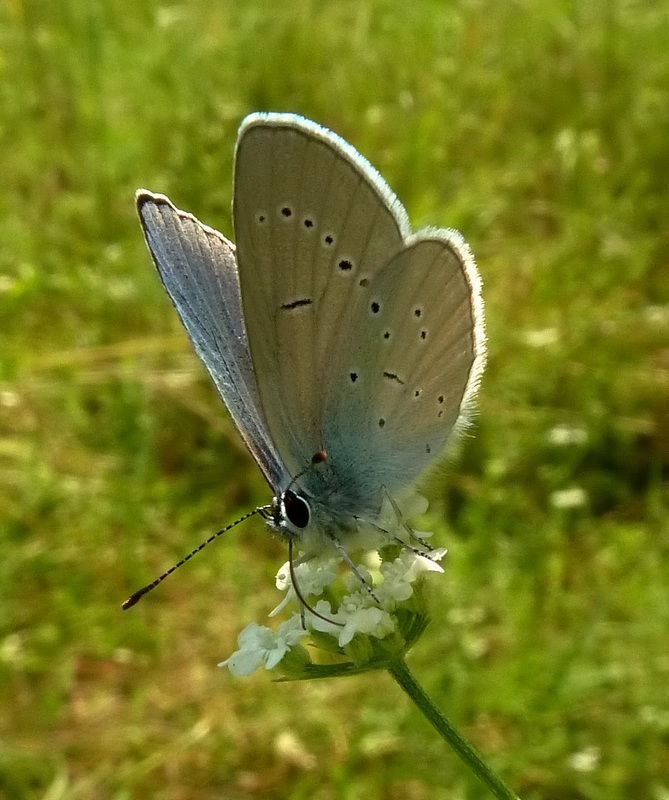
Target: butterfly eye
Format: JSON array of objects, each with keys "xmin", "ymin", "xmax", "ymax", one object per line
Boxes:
[{"xmin": 281, "ymin": 489, "xmax": 311, "ymax": 529}]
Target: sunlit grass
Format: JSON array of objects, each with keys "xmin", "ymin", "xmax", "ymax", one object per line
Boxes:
[{"xmin": 0, "ymin": 1, "xmax": 667, "ymax": 798}]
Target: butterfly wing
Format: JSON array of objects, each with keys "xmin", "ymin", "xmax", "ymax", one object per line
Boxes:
[
  {"xmin": 233, "ymin": 114, "xmax": 484, "ymax": 515},
  {"xmin": 322, "ymin": 228, "xmax": 485, "ymax": 510},
  {"xmin": 136, "ymin": 191, "xmax": 288, "ymax": 490},
  {"xmin": 233, "ymin": 113, "xmax": 412, "ymax": 481}
]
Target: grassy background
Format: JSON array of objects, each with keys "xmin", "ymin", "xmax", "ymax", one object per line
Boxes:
[{"xmin": 1, "ymin": 1, "xmax": 667, "ymax": 798}]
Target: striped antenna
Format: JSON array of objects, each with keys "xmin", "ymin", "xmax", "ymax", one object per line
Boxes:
[{"xmin": 122, "ymin": 506, "xmax": 270, "ymax": 610}]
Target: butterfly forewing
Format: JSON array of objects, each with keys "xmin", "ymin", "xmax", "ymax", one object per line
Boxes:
[
  {"xmin": 234, "ymin": 114, "xmax": 410, "ymax": 480},
  {"xmin": 136, "ymin": 191, "xmax": 288, "ymax": 490}
]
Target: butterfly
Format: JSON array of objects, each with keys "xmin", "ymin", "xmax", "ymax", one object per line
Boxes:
[{"xmin": 127, "ymin": 113, "xmax": 485, "ymax": 608}]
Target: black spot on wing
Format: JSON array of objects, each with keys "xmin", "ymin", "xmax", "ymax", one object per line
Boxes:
[
  {"xmin": 280, "ymin": 298, "xmax": 313, "ymax": 310},
  {"xmin": 383, "ymin": 371, "xmax": 405, "ymax": 386}
]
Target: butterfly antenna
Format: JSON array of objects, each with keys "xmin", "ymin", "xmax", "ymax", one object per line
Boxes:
[
  {"xmin": 287, "ymin": 537, "xmax": 344, "ymax": 628},
  {"xmin": 122, "ymin": 506, "xmax": 270, "ymax": 610}
]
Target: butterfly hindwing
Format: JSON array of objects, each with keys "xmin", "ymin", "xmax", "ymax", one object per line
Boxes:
[{"xmin": 323, "ymin": 230, "xmax": 485, "ymax": 505}]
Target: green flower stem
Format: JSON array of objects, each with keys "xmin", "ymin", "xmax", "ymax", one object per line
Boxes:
[{"xmin": 388, "ymin": 658, "xmax": 521, "ymax": 800}]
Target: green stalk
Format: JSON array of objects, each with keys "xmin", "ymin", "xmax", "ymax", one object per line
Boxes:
[{"xmin": 387, "ymin": 658, "xmax": 521, "ymax": 800}]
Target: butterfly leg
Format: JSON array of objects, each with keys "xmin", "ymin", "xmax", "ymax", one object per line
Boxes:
[
  {"xmin": 329, "ymin": 536, "xmax": 380, "ymax": 603},
  {"xmin": 355, "ymin": 515, "xmax": 428, "ymax": 557},
  {"xmin": 382, "ymin": 488, "xmax": 433, "ymax": 551}
]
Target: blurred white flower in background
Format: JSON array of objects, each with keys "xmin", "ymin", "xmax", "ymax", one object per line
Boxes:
[{"xmin": 550, "ymin": 487, "xmax": 588, "ymax": 509}]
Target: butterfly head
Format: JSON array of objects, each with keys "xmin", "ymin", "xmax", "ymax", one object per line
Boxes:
[
  {"xmin": 270, "ymin": 488, "xmax": 312, "ymax": 537},
  {"xmin": 268, "ymin": 449, "xmax": 332, "ymax": 538}
]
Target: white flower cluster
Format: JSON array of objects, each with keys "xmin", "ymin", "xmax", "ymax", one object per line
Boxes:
[
  {"xmin": 220, "ymin": 493, "xmax": 446, "ymax": 677},
  {"xmin": 220, "ymin": 618, "xmax": 308, "ymax": 677}
]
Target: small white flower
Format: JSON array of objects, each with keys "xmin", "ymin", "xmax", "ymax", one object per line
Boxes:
[
  {"xmin": 568, "ymin": 746, "xmax": 600, "ymax": 773},
  {"xmin": 420, "ymin": 548, "xmax": 447, "ymax": 568},
  {"xmin": 377, "ymin": 549, "xmax": 445, "ymax": 606},
  {"xmin": 337, "ymin": 598, "xmax": 395, "ymax": 647},
  {"xmin": 0, "ymin": 390, "xmax": 19, "ymax": 408},
  {"xmin": 378, "ymin": 553, "xmax": 417, "ymax": 604},
  {"xmin": 220, "ymin": 618, "xmax": 307, "ymax": 676},
  {"xmin": 547, "ymin": 424, "xmax": 588, "ymax": 446},
  {"xmin": 550, "ymin": 486, "xmax": 588, "ymax": 509},
  {"xmin": 270, "ymin": 556, "xmax": 340, "ymax": 617},
  {"xmin": 274, "ymin": 730, "xmax": 317, "ymax": 770},
  {"xmin": 309, "ymin": 594, "xmax": 395, "ymax": 647},
  {"xmin": 308, "ymin": 600, "xmax": 345, "ymax": 635},
  {"xmin": 521, "ymin": 327, "xmax": 560, "ymax": 348},
  {"xmin": 644, "ymin": 304, "xmax": 669, "ymax": 328}
]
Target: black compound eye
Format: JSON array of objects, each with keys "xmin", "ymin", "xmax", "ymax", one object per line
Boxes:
[{"xmin": 282, "ymin": 489, "xmax": 311, "ymax": 529}]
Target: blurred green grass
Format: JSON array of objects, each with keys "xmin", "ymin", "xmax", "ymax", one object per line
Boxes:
[{"xmin": 0, "ymin": 1, "xmax": 667, "ymax": 798}]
